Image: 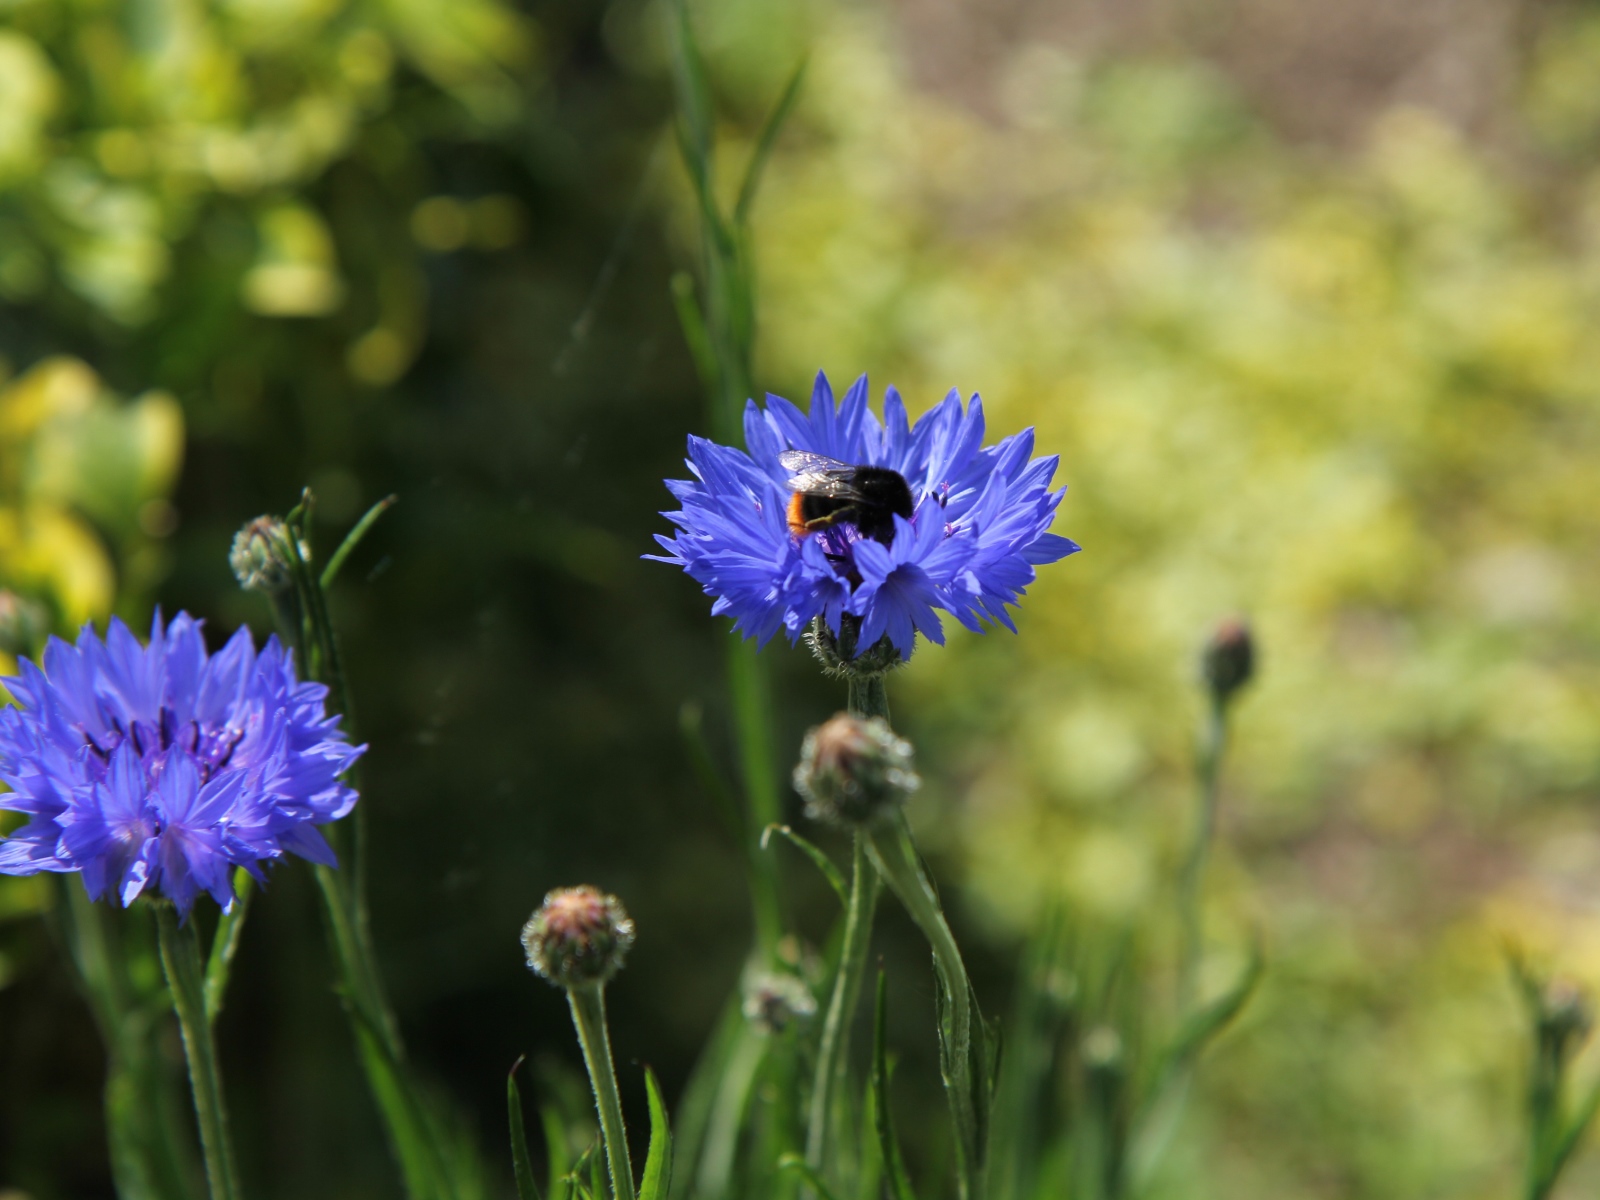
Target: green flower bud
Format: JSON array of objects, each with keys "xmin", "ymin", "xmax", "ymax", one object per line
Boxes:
[
  {"xmin": 522, "ymin": 886, "xmax": 635, "ymax": 990},
  {"xmin": 1200, "ymin": 618, "xmax": 1256, "ymax": 705},
  {"xmin": 1082, "ymin": 1025, "xmax": 1124, "ymax": 1078},
  {"xmin": 806, "ymin": 614, "xmax": 904, "ymax": 679},
  {"xmin": 0, "ymin": 590, "xmax": 50, "ymax": 658},
  {"xmin": 742, "ymin": 971, "xmax": 818, "ymax": 1035},
  {"xmin": 794, "ymin": 712, "xmax": 920, "ymax": 828},
  {"xmin": 1540, "ymin": 977, "xmax": 1593, "ymax": 1049},
  {"xmin": 229, "ymin": 516, "xmax": 299, "ymax": 595}
]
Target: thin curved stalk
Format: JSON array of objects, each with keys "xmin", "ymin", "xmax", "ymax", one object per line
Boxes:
[
  {"xmin": 866, "ymin": 815, "xmax": 986, "ymax": 1200},
  {"xmin": 1177, "ymin": 699, "xmax": 1226, "ymax": 1014},
  {"xmin": 804, "ymin": 835, "xmax": 880, "ymax": 1185},
  {"xmin": 155, "ymin": 905, "xmax": 243, "ymax": 1200}
]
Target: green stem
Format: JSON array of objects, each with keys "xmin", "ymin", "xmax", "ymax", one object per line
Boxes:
[
  {"xmin": 728, "ymin": 634, "xmax": 783, "ymax": 956},
  {"xmin": 271, "ymin": 508, "xmax": 451, "ymax": 1198},
  {"xmin": 314, "ymin": 864, "xmax": 401, "ymax": 1057},
  {"xmin": 57, "ymin": 882, "xmax": 200, "ymax": 1200},
  {"xmin": 695, "ymin": 1016, "xmax": 767, "ymax": 1199},
  {"xmin": 1526, "ymin": 1024, "xmax": 1564, "ymax": 1200},
  {"xmin": 205, "ymin": 869, "xmax": 254, "ymax": 1026},
  {"xmin": 846, "ymin": 676, "xmax": 889, "ymax": 721},
  {"xmin": 800, "ymin": 673, "xmax": 890, "ymax": 1187},
  {"xmin": 568, "ymin": 986, "xmax": 637, "ymax": 1200},
  {"xmin": 865, "ymin": 813, "xmax": 985, "ymax": 1200},
  {"xmin": 804, "ymin": 835, "xmax": 880, "ymax": 1183},
  {"xmin": 1178, "ymin": 699, "xmax": 1226, "ymax": 1014},
  {"xmin": 312, "ymin": 862, "xmax": 454, "ymax": 1200},
  {"xmin": 156, "ymin": 905, "xmax": 243, "ymax": 1200}
]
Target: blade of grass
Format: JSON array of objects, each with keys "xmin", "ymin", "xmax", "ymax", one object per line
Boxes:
[
  {"xmin": 543, "ymin": 1105, "xmax": 573, "ymax": 1200},
  {"xmin": 1162, "ymin": 939, "xmax": 1264, "ymax": 1075},
  {"xmin": 669, "ymin": 274, "xmax": 718, "ymax": 395},
  {"xmin": 777, "ymin": 1154, "xmax": 843, "ymax": 1200},
  {"xmin": 1542, "ymin": 1071, "xmax": 1600, "ymax": 1196},
  {"xmin": 509, "ymin": 1058, "xmax": 543, "ymax": 1200},
  {"xmin": 872, "ymin": 972, "xmax": 917, "ymax": 1200},
  {"xmin": 639, "ymin": 1068, "xmax": 675, "ymax": 1200},
  {"xmin": 682, "ymin": 702, "xmax": 743, "ymax": 840},
  {"xmin": 321, "ymin": 495, "xmax": 398, "ymax": 590},
  {"xmin": 204, "ymin": 868, "xmax": 254, "ymax": 1025},
  {"xmin": 667, "ymin": 0, "xmax": 716, "ymax": 192},
  {"xmin": 762, "ymin": 825, "xmax": 847, "ymax": 908},
  {"xmin": 733, "ymin": 57, "xmax": 807, "ymax": 227}
]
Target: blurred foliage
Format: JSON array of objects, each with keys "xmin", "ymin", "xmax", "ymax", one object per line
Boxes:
[
  {"xmin": 658, "ymin": 0, "xmax": 1600, "ymax": 1196},
  {"xmin": 0, "ymin": 0, "xmax": 528, "ymax": 325},
  {"xmin": 11, "ymin": 0, "xmax": 1600, "ymax": 1198},
  {"xmin": 0, "ymin": 355, "xmax": 182, "ymax": 649}
]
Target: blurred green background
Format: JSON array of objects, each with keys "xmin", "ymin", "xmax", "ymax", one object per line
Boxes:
[{"xmin": 6, "ymin": 0, "xmax": 1600, "ymax": 1197}]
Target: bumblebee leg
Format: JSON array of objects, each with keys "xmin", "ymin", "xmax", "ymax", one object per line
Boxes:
[{"xmin": 802, "ymin": 505, "xmax": 857, "ymax": 533}]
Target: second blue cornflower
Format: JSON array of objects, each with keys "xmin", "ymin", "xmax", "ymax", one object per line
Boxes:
[{"xmin": 652, "ymin": 372, "xmax": 1079, "ymax": 660}]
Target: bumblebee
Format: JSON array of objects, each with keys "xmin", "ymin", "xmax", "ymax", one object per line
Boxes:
[{"xmin": 779, "ymin": 451, "xmax": 915, "ymax": 545}]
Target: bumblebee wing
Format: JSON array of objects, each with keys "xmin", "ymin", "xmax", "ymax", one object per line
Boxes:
[
  {"xmin": 788, "ymin": 474, "xmax": 866, "ymax": 500},
  {"xmin": 778, "ymin": 450, "xmax": 851, "ymax": 475},
  {"xmin": 778, "ymin": 450, "xmax": 866, "ymax": 499}
]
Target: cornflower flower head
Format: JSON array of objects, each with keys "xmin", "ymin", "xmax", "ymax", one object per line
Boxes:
[
  {"xmin": 652, "ymin": 372, "xmax": 1079, "ymax": 660},
  {"xmin": 0, "ymin": 612, "xmax": 363, "ymax": 916}
]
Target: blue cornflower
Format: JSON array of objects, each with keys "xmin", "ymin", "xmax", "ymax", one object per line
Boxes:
[
  {"xmin": 653, "ymin": 372, "xmax": 1079, "ymax": 659},
  {"xmin": 0, "ymin": 612, "xmax": 363, "ymax": 916}
]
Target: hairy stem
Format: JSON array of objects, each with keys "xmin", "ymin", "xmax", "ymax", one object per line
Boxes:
[
  {"xmin": 569, "ymin": 986, "xmax": 637, "ymax": 1200},
  {"xmin": 155, "ymin": 905, "xmax": 243, "ymax": 1200},
  {"xmin": 846, "ymin": 676, "xmax": 889, "ymax": 721}
]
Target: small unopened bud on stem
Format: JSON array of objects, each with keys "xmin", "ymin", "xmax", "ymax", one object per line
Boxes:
[
  {"xmin": 523, "ymin": 886, "xmax": 639, "ymax": 1200},
  {"xmin": 1539, "ymin": 977, "xmax": 1594, "ymax": 1048},
  {"xmin": 229, "ymin": 516, "xmax": 299, "ymax": 596},
  {"xmin": 743, "ymin": 971, "xmax": 818, "ymax": 1035},
  {"xmin": 0, "ymin": 590, "xmax": 49, "ymax": 659},
  {"xmin": 1200, "ymin": 618, "xmax": 1256, "ymax": 708},
  {"xmin": 794, "ymin": 713, "xmax": 920, "ymax": 828},
  {"xmin": 1180, "ymin": 618, "xmax": 1258, "ymax": 1015},
  {"xmin": 522, "ymin": 886, "xmax": 636, "ymax": 991}
]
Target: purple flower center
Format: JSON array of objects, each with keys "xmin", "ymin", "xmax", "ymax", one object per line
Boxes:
[{"xmin": 83, "ymin": 708, "xmax": 244, "ymax": 787}]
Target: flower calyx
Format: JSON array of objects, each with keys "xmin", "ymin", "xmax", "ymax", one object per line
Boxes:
[
  {"xmin": 806, "ymin": 614, "xmax": 904, "ymax": 679},
  {"xmin": 522, "ymin": 886, "xmax": 636, "ymax": 990},
  {"xmin": 794, "ymin": 712, "xmax": 920, "ymax": 828}
]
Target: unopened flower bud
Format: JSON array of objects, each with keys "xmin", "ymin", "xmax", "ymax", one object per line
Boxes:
[
  {"xmin": 1541, "ymin": 977, "xmax": 1593, "ymax": 1048},
  {"xmin": 229, "ymin": 516, "xmax": 298, "ymax": 595},
  {"xmin": 742, "ymin": 971, "xmax": 817, "ymax": 1035},
  {"xmin": 794, "ymin": 713, "xmax": 920, "ymax": 827},
  {"xmin": 1200, "ymin": 618, "xmax": 1255, "ymax": 705},
  {"xmin": 0, "ymin": 590, "xmax": 49, "ymax": 658},
  {"xmin": 1082, "ymin": 1025, "xmax": 1124, "ymax": 1074},
  {"xmin": 522, "ymin": 886, "xmax": 635, "ymax": 990},
  {"xmin": 806, "ymin": 615, "xmax": 903, "ymax": 679}
]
